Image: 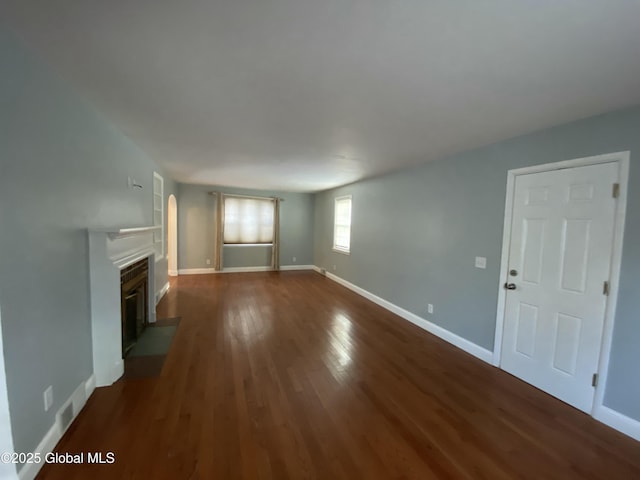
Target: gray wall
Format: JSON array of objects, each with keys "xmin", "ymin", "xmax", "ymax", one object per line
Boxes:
[
  {"xmin": 0, "ymin": 27, "xmax": 176, "ymax": 458},
  {"xmin": 314, "ymin": 105, "xmax": 640, "ymax": 422},
  {"xmin": 177, "ymin": 183, "xmax": 314, "ymax": 270}
]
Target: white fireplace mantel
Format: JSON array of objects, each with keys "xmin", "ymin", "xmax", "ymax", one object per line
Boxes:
[{"xmin": 88, "ymin": 226, "xmax": 158, "ymax": 387}]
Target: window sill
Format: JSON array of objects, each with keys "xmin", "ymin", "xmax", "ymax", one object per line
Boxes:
[{"xmin": 332, "ymin": 248, "xmax": 350, "ymax": 255}]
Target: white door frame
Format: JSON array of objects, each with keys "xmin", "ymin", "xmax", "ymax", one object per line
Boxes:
[{"xmin": 493, "ymin": 151, "xmax": 630, "ymax": 417}]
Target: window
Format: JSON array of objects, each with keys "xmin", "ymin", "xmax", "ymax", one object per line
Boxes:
[
  {"xmin": 153, "ymin": 172, "xmax": 164, "ymax": 260},
  {"xmin": 333, "ymin": 195, "xmax": 352, "ymax": 254},
  {"xmin": 224, "ymin": 196, "xmax": 274, "ymax": 244}
]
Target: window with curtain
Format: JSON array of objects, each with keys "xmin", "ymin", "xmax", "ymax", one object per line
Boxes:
[
  {"xmin": 224, "ymin": 196, "xmax": 274, "ymax": 244},
  {"xmin": 333, "ymin": 195, "xmax": 352, "ymax": 253}
]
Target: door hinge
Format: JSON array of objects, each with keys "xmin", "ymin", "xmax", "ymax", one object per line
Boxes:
[
  {"xmin": 603, "ymin": 281, "xmax": 610, "ymax": 296},
  {"xmin": 592, "ymin": 373, "xmax": 599, "ymax": 387},
  {"xmin": 613, "ymin": 183, "xmax": 620, "ymax": 198}
]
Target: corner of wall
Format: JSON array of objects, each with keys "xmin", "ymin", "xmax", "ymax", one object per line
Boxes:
[{"xmin": 17, "ymin": 374, "xmax": 96, "ymax": 480}]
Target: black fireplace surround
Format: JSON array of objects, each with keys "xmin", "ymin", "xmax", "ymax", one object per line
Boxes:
[{"xmin": 120, "ymin": 257, "xmax": 149, "ymax": 357}]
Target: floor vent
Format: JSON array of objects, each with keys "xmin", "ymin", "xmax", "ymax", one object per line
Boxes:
[{"xmin": 58, "ymin": 402, "xmax": 74, "ymax": 432}]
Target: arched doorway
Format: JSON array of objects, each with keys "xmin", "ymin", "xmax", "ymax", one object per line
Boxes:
[{"xmin": 167, "ymin": 194, "xmax": 178, "ymax": 276}]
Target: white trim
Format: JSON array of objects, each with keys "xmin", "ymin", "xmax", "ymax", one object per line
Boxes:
[
  {"xmin": 594, "ymin": 405, "xmax": 640, "ymax": 442},
  {"xmin": 592, "ymin": 154, "xmax": 629, "ymax": 418},
  {"xmin": 179, "ymin": 265, "xmax": 315, "ymax": 275},
  {"xmin": 155, "ymin": 282, "xmax": 170, "ymax": 305},
  {"xmin": 224, "ymin": 243, "xmax": 273, "ymax": 247},
  {"xmin": 178, "ymin": 268, "xmax": 217, "ymax": 275},
  {"xmin": 493, "ymin": 151, "xmax": 630, "ymax": 416},
  {"xmin": 17, "ymin": 422, "xmax": 57, "ymax": 480},
  {"xmin": 493, "ymin": 164, "xmax": 517, "ymax": 366},
  {"xmin": 280, "ymin": 265, "xmax": 315, "ymax": 271},
  {"xmin": 178, "ymin": 266, "xmax": 280, "ymax": 275},
  {"xmin": 17, "ymin": 374, "xmax": 95, "ymax": 480},
  {"xmin": 321, "ymin": 269, "xmax": 493, "ymax": 364},
  {"xmin": 153, "ymin": 172, "xmax": 165, "ymax": 261},
  {"xmin": 91, "ymin": 225, "xmax": 161, "ymax": 240},
  {"xmin": 333, "ymin": 195, "xmax": 352, "ymax": 254},
  {"xmin": 167, "ymin": 194, "xmax": 178, "ymax": 275},
  {"xmin": 221, "ymin": 266, "xmax": 272, "ymax": 273},
  {"xmin": 84, "ymin": 374, "xmax": 96, "ymax": 401}
]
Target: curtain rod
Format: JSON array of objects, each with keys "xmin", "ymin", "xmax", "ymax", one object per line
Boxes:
[{"xmin": 208, "ymin": 191, "xmax": 285, "ymax": 202}]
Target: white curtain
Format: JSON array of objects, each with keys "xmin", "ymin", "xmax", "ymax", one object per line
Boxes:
[{"xmin": 223, "ymin": 196, "xmax": 274, "ymax": 244}]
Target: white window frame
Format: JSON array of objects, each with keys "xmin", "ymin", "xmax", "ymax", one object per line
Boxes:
[
  {"xmin": 333, "ymin": 195, "xmax": 352, "ymax": 254},
  {"xmin": 153, "ymin": 172, "xmax": 165, "ymax": 261}
]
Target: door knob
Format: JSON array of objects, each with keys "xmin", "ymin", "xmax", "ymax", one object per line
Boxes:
[{"xmin": 504, "ymin": 283, "xmax": 517, "ymax": 290}]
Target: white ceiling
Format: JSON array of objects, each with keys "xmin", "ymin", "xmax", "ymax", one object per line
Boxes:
[{"xmin": 3, "ymin": 1, "xmax": 640, "ymax": 192}]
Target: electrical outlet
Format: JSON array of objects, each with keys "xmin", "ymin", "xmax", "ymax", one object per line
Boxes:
[
  {"xmin": 475, "ymin": 256, "xmax": 487, "ymax": 269},
  {"xmin": 44, "ymin": 386, "xmax": 53, "ymax": 411},
  {"xmin": 206, "ymin": 259, "xmax": 211, "ymax": 265},
  {"xmin": 428, "ymin": 304, "xmax": 434, "ymax": 314},
  {"xmin": 332, "ymin": 265, "xmax": 337, "ymax": 271},
  {"xmin": 292, "ymin": 256, "xmax": 297, "ymax": 263}
]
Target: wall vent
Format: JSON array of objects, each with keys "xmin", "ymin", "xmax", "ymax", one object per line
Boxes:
[{"xmin": 57, "ymin": 402, "xmax": 74, "ymax": 432}]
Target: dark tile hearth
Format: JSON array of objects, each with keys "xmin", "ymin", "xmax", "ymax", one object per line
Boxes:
[
  {"xmin": 122, "ymin": 355, "xmax": 165, "ymax": 379},
  {"xmin": 121, "ymin": 317, "xmax": 181, "ymax": 379}
]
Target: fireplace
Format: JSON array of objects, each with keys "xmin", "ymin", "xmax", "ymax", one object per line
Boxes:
[
  {"xmin": 88, "ymin": 226, "xmax": 159, "ymax": 386},
  {"xmin": 120, "ymin": 257, "xmax": 149, "ymax": 357}
]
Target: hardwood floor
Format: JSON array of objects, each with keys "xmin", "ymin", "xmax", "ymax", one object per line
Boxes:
[{"xmin": 37, "ymin": 271, "xmax": 640, "ymax": 479}]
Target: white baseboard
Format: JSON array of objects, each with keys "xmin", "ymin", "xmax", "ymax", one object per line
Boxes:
[
  {"xmin": 155, "ymin": 282, "xmax": 170, "ymax": 305},
  {"xmin": 594, "ymin": 405, "xmax": 640, "ymax": 441},
  {"xmin": 17, "ymin": 422, "xmax": 58, "ymax": 480},
  {"xmin": 178, "ymin": 267, "xmax": 217, "ymax": 275},
  {"xmin": 222, "ymin": 266, "xmax": 272, "ymax": 273},
  {"xmin": 84, "ymin": 374, "xmax": 96, "ymax": 401},
  {"xmin": 18, "ymin": 374, "xmax": 96, "ymax": 480},
  {"xmin": 178, "ymin": 267, "xmax": 271, "ymax": 274},
  {"xmin": 321, "ymin": 269, "xmax": 494, "ymax": 364},
  {"xmin": 178, "ymin": 266, "xmax": 314, "ymax": 274}
]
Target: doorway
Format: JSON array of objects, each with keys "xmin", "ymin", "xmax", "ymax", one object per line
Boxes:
[
  {"xmin": 168, "ymin": 194, "xmax": 177, "ymax": 276},
  {"xmin": 494, "ymin": 152, "xmax": 629, "ymax": 415}
]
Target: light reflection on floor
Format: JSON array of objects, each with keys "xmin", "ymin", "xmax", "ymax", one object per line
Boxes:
[
  {"xmin": 225, "ymin": 300, "xmax": 274, "ymax": 348},
  {"xmin": 326, "ymin": 311, "xmax": 354, "ymax": 375}
]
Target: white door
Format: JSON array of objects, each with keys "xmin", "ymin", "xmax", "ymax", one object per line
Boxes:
[{"xmin": 501, "ymin": 162, "xmax": 618, "ymax": 412}]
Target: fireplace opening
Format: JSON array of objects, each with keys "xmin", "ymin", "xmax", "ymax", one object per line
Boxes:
[{"xmin": 120, "ymin": 257, "xmax": 149, "ymax": 357}]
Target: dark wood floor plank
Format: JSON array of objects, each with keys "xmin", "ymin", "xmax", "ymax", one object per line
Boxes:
[{"xmin": 36, "ymin": 271, "xmax": 640, "ymax": 479}]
